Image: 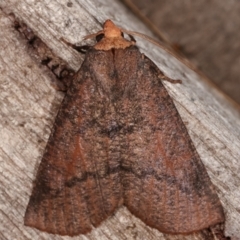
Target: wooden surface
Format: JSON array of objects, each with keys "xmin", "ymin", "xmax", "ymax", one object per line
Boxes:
[
  {"xmin": 0, "ymin": 0, "xmax": 240, "ymax": 239},
  {"xmin": 122, "ymin": 0, "xmax": 240, "ymax": 105}
]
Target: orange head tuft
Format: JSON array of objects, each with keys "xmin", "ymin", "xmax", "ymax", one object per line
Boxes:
[{"xmin": 103, "ymin": 20, "xmax": 122, "ymax": 39}]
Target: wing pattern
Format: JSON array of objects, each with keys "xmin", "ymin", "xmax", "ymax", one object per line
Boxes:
[{"xmin": 24, "ymin": 46, "xmax": 224, "ymax": 235}]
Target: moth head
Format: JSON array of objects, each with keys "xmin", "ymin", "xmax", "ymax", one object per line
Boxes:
[
  {"xmin": 83, "ymin": 19, "xmax": 168, "ymax": 52},
  {"xmin": 103, "ymin": 20, "xmax": 123, "ymax": 39},
  {"xmin": 83, "ymin": 20, "xmax": 134, "ymax": 50}
]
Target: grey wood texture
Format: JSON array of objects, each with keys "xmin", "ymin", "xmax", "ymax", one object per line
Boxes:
[{"xmin": 126, "ymin": 0, "xmax": 240, "ymax": 105}]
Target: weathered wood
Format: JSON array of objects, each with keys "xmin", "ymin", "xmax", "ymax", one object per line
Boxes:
[
  {"xmin": 123, "ymin": 0, "xmax": 240, "ymax": 106},
  {"xmin": 0, "ymin": 0, "xmax": 239, "ymax": 239}
]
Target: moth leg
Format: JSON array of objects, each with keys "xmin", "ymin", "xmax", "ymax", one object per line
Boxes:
[
  {"xmin": 127, "ymin": 34, "xmax": 136, "ymax": 43},
  {"xmin": 61, "ymin": 37, "xmax": 91, "ymax": 54},
  {"xmin": 143, "ymin": 54, "xmax": 182, "ymax": 84},
  {"xmin": 158, "ymin": 70, "xmax": 182, "ymax": 84},
  {"xmin": 71, "ymin": 45, "xmax": 91, "ymax": 54}
]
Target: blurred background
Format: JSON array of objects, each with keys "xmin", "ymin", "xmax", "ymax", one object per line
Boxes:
[{"xmin": 122, "ymin": 0, "xmax": 240, "ymax": 105}]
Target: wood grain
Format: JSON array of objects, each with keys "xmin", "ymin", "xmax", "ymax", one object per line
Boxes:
[
  {"xmin": 0, "ymin": 0, "xmax": 239, "ymax": 239},
  {"xmin": 122, "ymin": 0, "xmax": 240, "ymax": 105}
]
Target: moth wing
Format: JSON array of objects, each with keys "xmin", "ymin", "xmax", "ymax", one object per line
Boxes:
[
  {"xmin": 24, "ymin": 51, "xmax": 122, "ymax": 236},
  {"xmin": 117, "ymin": 49, "xmax": 224, "ymax": 234}
]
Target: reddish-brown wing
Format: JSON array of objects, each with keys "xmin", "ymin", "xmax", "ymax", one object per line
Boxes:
[
  {"xmin": 24, "ymin": 49, "xmax": 123, "ymax": 236},
  {"xmin": 112, "ymin": 47, "xmax": 224, "ymax": 234},
  {"xmin": 25, "ymin": 45, "xmax": 224, "ymax": 236}
]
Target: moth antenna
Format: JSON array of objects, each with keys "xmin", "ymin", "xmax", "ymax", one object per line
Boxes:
[
  {"xmin": 120, "ymin": 28, "xmax": 171, "ymax": 53},
  {"xmin": 83, "ymin": 30, "xmax": 104, "ymax": 40}
]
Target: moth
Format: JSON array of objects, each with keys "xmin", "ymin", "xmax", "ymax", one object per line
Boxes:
[{"xmin": 24, "ymin": 19, "xmax": 224, "ymax": 236}]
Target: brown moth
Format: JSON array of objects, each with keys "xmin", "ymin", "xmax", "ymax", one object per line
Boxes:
[{"xmin": 24, "ymin": 20, "xmax": 225, "ymax": 236}]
